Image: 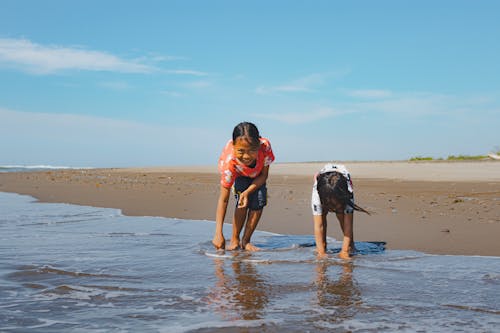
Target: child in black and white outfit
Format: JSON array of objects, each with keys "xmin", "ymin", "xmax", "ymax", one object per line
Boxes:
[{"xmin": 311, "ymin": 163, "xmax": 370, "ymax": 259}]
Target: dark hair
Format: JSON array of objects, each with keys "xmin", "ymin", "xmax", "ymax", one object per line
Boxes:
[
  {"xmin": 232, "ymin": 122, "xmax": 261, "ymax": 147},
  {"xmin": 317, "ymin": 171, "xmax": 370, "ymax": 215}
]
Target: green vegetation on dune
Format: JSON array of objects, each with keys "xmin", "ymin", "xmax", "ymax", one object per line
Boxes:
[
  {"xmin": 409, "ymin": 154, "xmax": 495, "ymax": 161},
  {"xmin": 409, "ymin": 156, "xmax": 435, "ymax": 161},
  {"xmin": 446, "ymin": 154, "xmax": 488, "ymax": 160}
]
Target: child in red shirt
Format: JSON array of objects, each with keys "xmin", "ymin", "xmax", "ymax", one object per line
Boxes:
[{"xmin": 212, "ymin": 122, "xmax": 275, "ymax": 251}]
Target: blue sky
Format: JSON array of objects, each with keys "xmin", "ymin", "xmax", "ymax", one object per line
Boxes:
[{"xmin": 1, "ymin": 0, "xmax": 499, "ymax": 167}]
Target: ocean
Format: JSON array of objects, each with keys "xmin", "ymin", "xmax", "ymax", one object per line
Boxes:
[
  {"xmin": 0, "ymin": 166, "xmax": 94, "ymax": 173},
  {"xmin": 0, "ymin": 191, "xmax": 499, "ymax": 332}
]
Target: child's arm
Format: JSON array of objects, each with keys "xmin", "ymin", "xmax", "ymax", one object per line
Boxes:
[
  {"xmin": 238, "ymin": 165, "xmax": 270, "ymax": 208},
  {"xmin": 212, "ymin": 186, "xmax": 231, "ymax": 249},
  {"xmin": 313, "ymin": 214, "xmax": 328, "ymax": 257}
]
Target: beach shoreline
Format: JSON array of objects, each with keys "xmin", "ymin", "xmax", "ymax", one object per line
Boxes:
[{"xmin": 1, "ymin": 161, "xmax": 499, "ymax": 256}]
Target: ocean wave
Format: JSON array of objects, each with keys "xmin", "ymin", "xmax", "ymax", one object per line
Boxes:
[{"xmin": 0, "ymin": 165, "xmax": 94, "ymax": 172}]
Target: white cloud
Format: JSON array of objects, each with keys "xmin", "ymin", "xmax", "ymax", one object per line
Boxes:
[
  {"xmin": 0, "ymin": 107, "xmax": 222, "ymax": 167},
  {"xmin": 0, "ymin": 38, "xmax": 207, "ymax": 76},
  {"xmin": 139, "ymin": 54, "xmax": 185, "ymax": 62},
  {"xmin": 345, "ymin": 89, "xmax": 393, "ymax": 98},
  {"xmin": 256, "ymin": 85, "xmax": 310, "ymax": 94},
  {"xmin": 358, "ymin": 92, "xmax": 477, "ymax": 116},
  {"xmin": 255, "ymin": 73, "xmax": 329, "ymax": 95},
  {"xmin": 98, "ymin": 81, "xmax": 132, "ymax": 91},
  {"xmin": 183, "ymin": 80, "xmax": 213, "ymax": 89},
  {"xmin": 252, "ymin": 91, "xmax": 500, "ymax": 124},
  {"xmin": 160, "ymin": 90, "xmax": 185, "ymax": 97},
  {"xmin": 349, "ymin": 91, "xmax": 500, "ymax": 119},
  {"xmin": 254, "ymin": 107, "xmax": 342, "ymax": 124},
  {"xmin": 0, "ymin": 38, "xmax": 154, "ymax": 74},
  {"xmin": 164, "ymin": 69, "xmax": 208, "ymax": 76}
]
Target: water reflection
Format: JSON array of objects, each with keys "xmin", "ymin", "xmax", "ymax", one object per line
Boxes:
[
  {"xmin": 207, "ymin": 255, "xmax": 269, "ymax": 321},
  {"xmin": 313, "ymin": 261, "xmax": 361, "ymax": 324}
]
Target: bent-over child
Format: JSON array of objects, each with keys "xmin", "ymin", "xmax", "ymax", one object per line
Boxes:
[
  {"xmin": 311, "ymin": 163, "xmax": 370, "ymax": 259},
  {"xmin": 212, "ymin": 122, "xmax": 275, "ymax": 251}
]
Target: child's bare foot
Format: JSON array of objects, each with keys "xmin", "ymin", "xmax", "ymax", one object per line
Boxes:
[
  {"xmin": 227, "ymin": 239, "xmax": 240, "ymax": 251},
  {"xmin": 316, "ymin": 252, "xmax": 329, "ymax": 260},
  {"xmin": 338, "ymin": 251, "xmax": 352, "ymax": 260},
  {"xmin": 243, "ymin": 242, "xmax": 260, "ymax": 252}
]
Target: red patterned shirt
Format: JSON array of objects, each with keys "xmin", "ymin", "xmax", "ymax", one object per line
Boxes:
[{"xmin": 218, "ymin": 137, "xmax": 275, "ymax": 188}]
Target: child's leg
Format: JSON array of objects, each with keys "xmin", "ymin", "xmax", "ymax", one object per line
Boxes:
[
  {"xmin": 322, "ymin": 216, "xmax": 327, "ymax": 247},
  {"xmin": 229, "ymin": 177, "xmax": 253, "ymax": 250},
  {"xmin": 231, "ymin": 176, "xmax": 267, "ymax": 251},
  {"xmin": 344, "ymin": 212, "xmax": 355, "ymax": 251},
  {"xmin": 336, "ymin": 212, "xmax": 354, "ymax": 258},
  {"xmin": 228, "ymin": 207, "xmax": 247, "ymax": 250},
  {"xmin": 336, "ymin": 212, "xmax": 345, "ymax": 233},
  {"xmin": 241, "ymin": 209, "xmax": 263, "ymax": 251}
]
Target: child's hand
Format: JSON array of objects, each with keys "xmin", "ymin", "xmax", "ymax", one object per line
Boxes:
[
  {"xmin": 212, "ymin": 233, "xmax": 226, "ymax": 250},
  {"xmin": 238, "ymin": 193, "xmax": 249, "ymax": 208}
]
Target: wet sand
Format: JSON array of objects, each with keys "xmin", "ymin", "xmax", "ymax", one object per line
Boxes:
[{"xmin": 1, "ymin": 161, "xmax": 499, "ymax": 256}]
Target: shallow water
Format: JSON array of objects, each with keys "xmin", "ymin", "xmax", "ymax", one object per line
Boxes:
[{"xmin": 0, "ymin": 192, "xmax": 499, "ymax": 332}]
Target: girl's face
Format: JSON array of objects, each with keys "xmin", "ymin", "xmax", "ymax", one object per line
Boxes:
[{"xmin": 233, "ymin": 137, "xmax": 259, "ymax": 166}]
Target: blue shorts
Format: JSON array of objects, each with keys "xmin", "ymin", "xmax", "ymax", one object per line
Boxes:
[{"xmin": 234, "ymin": 176, "xmax": 267, "ymax": 211}]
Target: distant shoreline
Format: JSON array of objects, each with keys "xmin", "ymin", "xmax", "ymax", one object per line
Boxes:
[{"xmin": 111, "ymin": 160, "xmax": 500, "ymax": 182}]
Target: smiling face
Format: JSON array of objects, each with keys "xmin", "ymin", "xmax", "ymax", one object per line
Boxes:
[{"xmin": 233, "ymin": 137, "xmax": 259, "ymax": 166}]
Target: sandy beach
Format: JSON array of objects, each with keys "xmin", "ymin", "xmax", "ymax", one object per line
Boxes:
[{"xmin": 1, "ymin": 161, "xmax": 499, "ymax": 256}]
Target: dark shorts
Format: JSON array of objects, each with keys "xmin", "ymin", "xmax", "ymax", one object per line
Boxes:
[
  {"xmin": 344, "ymin": 198, "xmax": 355, "ymax": 214},
  {"xmin": 234, "ymin": 176, "xmax": 267, "ymax": 211}
]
